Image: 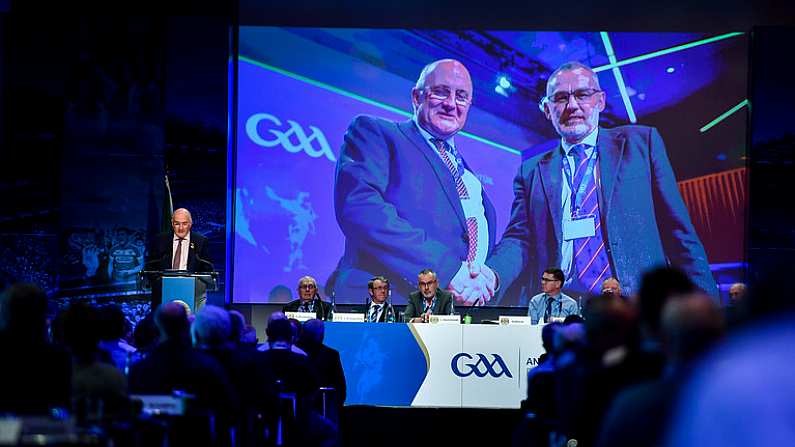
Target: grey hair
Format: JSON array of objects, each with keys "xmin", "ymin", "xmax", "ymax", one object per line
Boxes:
[
  {"xmin": 191, "ymin": 305, "xmax": 231, "ymax": 348},
  {"xmin": 173, "ymin": 208, "xmax": 193, "ymax": 224}
]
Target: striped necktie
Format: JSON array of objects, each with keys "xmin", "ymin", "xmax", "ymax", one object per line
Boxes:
[
  {"xmin": 432, "ymin": 138, "xmax": 478, "ymax": 262},
  {"xmin": 570, "ymin": 144, "xmax": 612, "ymax": 294},
  {"xmin": 370, "ymin": 304, "xmax": 381, "ymax": 322}
]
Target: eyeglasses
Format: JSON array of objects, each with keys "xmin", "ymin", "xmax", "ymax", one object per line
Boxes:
[
  {"xmin": 372, "ymin": 286, "xmax": 389, "ymax": 291},
  {"xmin": 426, "ymin": 86, "xmax": 471, "ymax": 106},
  {"xmin": 541, "ymin": 89, "xmax": 602, "ymax": 107},
  {"xmin": 419, "ymin": 280, "xmax": 437, "ymax": 288},
  {"xmin": 299, "ymin": 284, "xmax": 317, "ymax": 290},
  {"xmin": 540, "ymin": 277, "xmax": 559, "ymax": 283}
]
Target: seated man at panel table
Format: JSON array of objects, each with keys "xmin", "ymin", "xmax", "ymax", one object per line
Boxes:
[
  {"xmin": 601, "ymin": 277, "xmax": 625, "ymax": 300},
  {"xmin": 528, "ymin": 268, "xmax": 579, "ymax": 324},
  {"xmin": 282, "ymin": 276, "xmax": 333, "ymax": 321},
  {"xmin": 403, "ymin": 269, "xmax": 455, "ymax": 323},
  {"xmin": 364, "ymin": 276, "xmax": 396, "ymax": 323}
]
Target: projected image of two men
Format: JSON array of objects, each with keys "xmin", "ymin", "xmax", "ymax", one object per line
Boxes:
[{"xmin": 233, "ymin": 28, "xmax": 748, "ymax": 306}]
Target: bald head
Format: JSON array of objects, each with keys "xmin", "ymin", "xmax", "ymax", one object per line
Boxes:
[
  {"xmin": 728, "ymin": 283, "xmax": 747, "ymax": 304},
  {"xmin": 662, "ymin": 293, "xmax": 724, "ymax": 366},
  {"xmin": 412, "ymin": 59, "xmax": 473, "ymax": 139},
  {"xmin": 172, "ymin": 208, "xmax": 193, "ymax": 238},
  {"xmin": 601, "ymin": 277, "xmax": 622, "ymax": 298}
]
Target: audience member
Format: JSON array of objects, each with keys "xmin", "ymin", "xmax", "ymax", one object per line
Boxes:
[
  {"xmin": 129, "ymin": 302, "xmax": 236, "ymax": 417},
  {"xmin": 62, "ymin": 303, "xmax": 128, "ymax": 420},
  {"xmin": 728, "ymin": 282, "xmax": 746, "ymax": 305},
  {"xmin": 257, "ymin": 312, "xmax": 307, "ymax": 356},
  {"xmin": 597, "ymin": 293, "xmax": 724, "ymax": 447},
  {"xmin": 239, "ymin": 324, "xmax": 259, "ymax": 347},
  {"xmin": 524, "ymin": 323, "xmax": 562, "ymax": 415},
  {"xmin": 191, "ymin": 305, "xmax": 261, "ymax": 438},
  {"xmin": 259, "ymin": 317, "xmax": 338, "ymax": 445},
  {"xmin": 553, "ymin": 295, "xmax": 635, "ymax": 445},
  {"xmin": 600, "ymin": 277, "xmax": 623, "ymax": 299},
  {"xmin": 297, "ymin": 319, "xmax": 347, "ymax": 412},
  {"xmin": 665, "ymin": 313, "xmax": 795, "ymax": 447},
  {"xmin": 97, "ymin": 304, "xmax": 137, "ymax": 371},
  {"xmin": 0, "ymin": 284, "xmax": 72, "ymax": 414},
  {"xmin": 227, "ymin": 309, "xmax": 247, "ymax": 347}
]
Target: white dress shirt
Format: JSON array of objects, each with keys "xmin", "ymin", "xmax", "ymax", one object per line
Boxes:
[{"xmin": 172, "ymin": 232, "xmax": 191, "ymax": 270}]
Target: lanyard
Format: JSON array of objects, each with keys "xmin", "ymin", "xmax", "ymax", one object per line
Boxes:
[
  {"xmin": 423, "ymin": 297, "xmax": 436, "ymax": 314},
  {"xmin": 561, "ymin": 147, "xmax": 598, "ymax": 217}
]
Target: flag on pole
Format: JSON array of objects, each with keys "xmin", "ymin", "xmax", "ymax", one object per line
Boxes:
[{"xmin": 161, "ymin": 174, "xmax": 174, "ymax": 233}]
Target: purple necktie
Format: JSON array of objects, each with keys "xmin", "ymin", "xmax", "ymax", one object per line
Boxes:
[
  {"xmin": 570, "ymin": 145, "xmax": 612, "ymax": 294},
  {"xmin": 172, "ymin": 238, "xmax": 184, "ymax": 270}
]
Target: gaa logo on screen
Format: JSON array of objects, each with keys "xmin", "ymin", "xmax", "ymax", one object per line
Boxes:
[
  {"xmin": 450, "ymin": 353, "xmax": 513, "ymax": 378},
  {"xmin": 245, "ymin": 113, "xmax": 336, "ymax": 162}
]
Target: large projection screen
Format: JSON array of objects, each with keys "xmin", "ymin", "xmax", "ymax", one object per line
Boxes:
[{"xmin": 231, "ymin": 28, "xmax": 748, "ymax": 305}]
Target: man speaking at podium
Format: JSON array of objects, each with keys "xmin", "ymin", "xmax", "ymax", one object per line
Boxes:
[{"xmin": 146, "ymin": 208, "xmax": 214, "ymax": 308}]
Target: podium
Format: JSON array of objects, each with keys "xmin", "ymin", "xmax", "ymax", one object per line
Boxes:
[{"xmin": 138, "ymin": 270, "xmax": 219, "ymax": 313}]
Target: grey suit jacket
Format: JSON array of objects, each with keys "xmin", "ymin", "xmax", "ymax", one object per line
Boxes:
[
  {"xmin": 402, "ymin": 288, "xmax": 454, "ymax": 322},
  {"xmin": 487, "ymin": 125, "xmax": 718, "ymax": 305}
]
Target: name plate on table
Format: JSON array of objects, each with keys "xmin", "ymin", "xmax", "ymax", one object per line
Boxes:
[
  {"xmin": 131, "ymin": 395, "xmax": 185, "ymax": 416},
  {"xmin": 285, "ymin": 311, "xmax": 316, "ymax": 322},
  {"xmin": 332, "ymin": 313, "xmax": 365, "ymax": 322},
  {"xmin": 428, "ymin": 314, "xmax": 461, "ymax": 324},
  {"xmin": 499, "ymin": 316, "xmax": 533, "ymax": 325}
]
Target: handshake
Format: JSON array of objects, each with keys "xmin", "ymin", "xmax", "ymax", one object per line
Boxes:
[{"xmin": 448, "ymin": 261, "xmax": 498, "ymax": 306}]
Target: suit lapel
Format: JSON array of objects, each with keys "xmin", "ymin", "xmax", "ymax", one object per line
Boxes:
[
  {"xmin": 596, "ymin": 128, "xmax": 626, "ymax": 218},
  {"xmin": 186, "ymin": 236, "xmax": 194, "ymax": 271},
  {"xmin": 163, "ymin": 234, "xmax": 174, "ymax": 270},
  {"xmin": 539, "ymin": 147, "xmax": 564, "ymax": 247},
  {"xmin": 397, "ymin": 120, "xmax": 466, "ymax": 229}
]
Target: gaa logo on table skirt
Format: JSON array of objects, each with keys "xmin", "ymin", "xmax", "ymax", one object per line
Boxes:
[{"xmin": 450, "ymin": 353, "xmax": 513, "ymax": 378}]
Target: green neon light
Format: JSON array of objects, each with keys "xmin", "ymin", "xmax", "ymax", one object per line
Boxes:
[
  {"xmin": 699, "ymin": 99, "xmax": 749, "ymax": 133},
  {"xmin": 239, "ymin": 56, "xmax": 522, "ymax": 155},
  {"xmin": 600, "ymin": 32, "xmax": 637, "ymax": 123},
  {"xmin": 593, "ymin": 32, "xmax": 745, "ymax": 73}
]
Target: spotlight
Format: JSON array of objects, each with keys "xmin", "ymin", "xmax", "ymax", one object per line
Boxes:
[
  {"xmin": 495, "ymin": 85, "xmax": 508, "ymax": 97},
  {"xmin": 498, "ymin": 75, "xmax": 511, "ymax": 89},
  {"xmin": 666, "ymin": 67, "xmax": 675, "ymax": 73}
]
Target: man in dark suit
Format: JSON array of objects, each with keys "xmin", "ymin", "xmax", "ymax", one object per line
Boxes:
[
  {"xmin": 296, "ymin": 319, "xmax": 347, "ymax": 416},
  {"xmin": 258, "ymin": 318, "xmax": 338, "ymax": 445},
  {"xmin": 485, "ymin": 61, "xmax": 718, "ymax": 306},
  {"xmin": 330, "ymin": 59, "xmax": 498, "ymax": 306},
  {"xmin": 402, "ymin": 269, "xmax": 455, "ymax": 323},
  {"xmin": 282, "ymin": 276, "xmax": 333, "ymax": 320},
  {"xmin": 146, "ymin": 208, "xmax": 213, "ymax": 308},
  {"xmin": 0, "ymin": 284, "xmax": 72, "ymax": 414},
  {"xmin": 129, "ymin": 302, "xmax": 237, "ymax": 417},
  {"xmin": 363, "ymin": 276, "xmax": 396, "ymax": 323}
]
